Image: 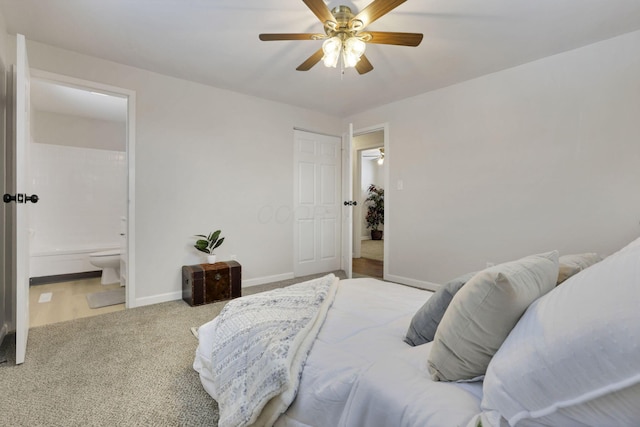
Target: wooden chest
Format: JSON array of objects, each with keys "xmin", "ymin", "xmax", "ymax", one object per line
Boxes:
[{"xmin": 182, "ymin": 261, "xmax": 241, "ymax": 306}]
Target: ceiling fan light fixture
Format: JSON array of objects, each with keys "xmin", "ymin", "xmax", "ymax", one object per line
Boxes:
[
  {"xmin": 343, "ymin": 36, "xmax": 366, "ymax": 68},
  {"xmin": 322, "ymin": 36, "xmax": 342, "ymax": 68}
]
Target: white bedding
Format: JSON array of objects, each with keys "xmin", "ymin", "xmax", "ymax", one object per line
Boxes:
[
  {"xmin": 194, "ymin": 274, "xmax": 339, "ymax": 427},
  {"xmin": 195, "ymin": 277, "xmax": 483, "ymax": 427}
]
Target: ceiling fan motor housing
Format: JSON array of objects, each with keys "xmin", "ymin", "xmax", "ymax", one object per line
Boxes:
[{"xmin": 326, "ymin": 6, "xmax": 364, "ymax": 36}]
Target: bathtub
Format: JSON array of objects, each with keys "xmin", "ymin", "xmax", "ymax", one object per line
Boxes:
[{"xmin": 30, "ymin": 245, "xmax": 120, "ymax": 278}]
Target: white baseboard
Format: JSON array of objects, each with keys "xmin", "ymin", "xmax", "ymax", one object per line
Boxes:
[
  {"xmin": 242, "ymin": 272, "xmax": 294, "ymax": 288},
  {"xmin": 132, "ymin": 271, "xmax": 303, "ymax": 307},
  {"xmin": 133, "ymin": 291, "xmax": 182, "ymax": 308},
  {"xmin": 385, "ymin": 274, "xmax": 441, "ymax": 292}
]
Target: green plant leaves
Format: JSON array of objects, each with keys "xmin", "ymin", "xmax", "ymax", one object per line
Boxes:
[
  {"xmin": 194, "ymin": 239, "xmax": 210, "ymax": 254},
  {"xmin": 365, "ymin": 185, "xmax": 384, "ymax": 230},
  {"xmin": 209, "ymin": 230, "xmax": 221, "ymax": 242},
  {"xmin": 194, "ymin": 230, "xmax": 225, "ymax": 255},
  {"xmin": 212, "ymin": 237, "xmax": 225, "ymax": 250}
]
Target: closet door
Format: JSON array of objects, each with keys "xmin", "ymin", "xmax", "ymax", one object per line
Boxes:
[{"xmin": 293, "ymin": 130, "xmax": 342, "ymax": 277}]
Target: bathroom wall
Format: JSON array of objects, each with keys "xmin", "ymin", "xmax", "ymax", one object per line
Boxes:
[
  {"xmin": 29, "ymin": 109, "xmax": 126, "ymax": 275},
  {"xmin": 34, "ymin": 110, "xmax": 125, "ymax": 151}
]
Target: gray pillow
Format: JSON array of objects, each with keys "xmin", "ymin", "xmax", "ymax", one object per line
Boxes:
[
  {"xmin": 428, "ymin": 251, "xmax": 559, "ymax": 382},
  {"xmin": 404, "ymin": 272, "xmax": 476, "ymax": 346}
]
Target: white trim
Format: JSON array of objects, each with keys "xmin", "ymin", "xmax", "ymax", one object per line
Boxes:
[
  {"xmin": 135, "ymin": 291, "xmax": 182, "ymax": 308},
  {"xmin": 125, "ymin": 91, "xmax": 136, "ymax": 308},
  {"xmin": 135, "ymin": 272, "xmax": 298, "ymax": 306},
  {"xmin": 292, "ymin": 127, "xmax": 340, "ymax": 138},
  {"xmin": 385, "ymin": 274, "xmax": 441, "ymax": 292},
  {"xmin": 29, "ymin": 69, "xmax": 137, "ymax": 308}
]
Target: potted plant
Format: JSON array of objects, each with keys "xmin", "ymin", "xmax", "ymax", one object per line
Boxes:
[
  {"xmin": 364, "ymin": 184, "xmax": 384, "ymax": 240},
  {"xmin": 194, "ymin": 230, "xmax": 225, "ymax": 263}
]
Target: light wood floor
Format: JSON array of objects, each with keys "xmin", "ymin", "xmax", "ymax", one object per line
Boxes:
[
  {"xmin": 29, "ymin": 278, "xmax": 125, "ymax": 328},
  {"xmin": 352, "ymin": 239, "xmax": 384, "ymax": 279},
  {"xmin": 352, "ymin": 257, "xmax": 383, "ymax": 278}
]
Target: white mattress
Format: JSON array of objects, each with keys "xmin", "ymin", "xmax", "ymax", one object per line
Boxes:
[{"xmin": 195, "ymin": 278, "xmax": 483, "ymax": 427}]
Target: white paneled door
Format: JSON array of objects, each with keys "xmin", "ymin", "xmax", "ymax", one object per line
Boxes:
[
  {"xmin": 293, "ymin": 130, "xmax": 342, "ymax": 277},
  {"xmin": 13, "ymin": 34, "xmax": 33, "ymax": 365}
]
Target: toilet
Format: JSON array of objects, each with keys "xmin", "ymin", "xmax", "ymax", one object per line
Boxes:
[{"xmin": 89, "ymin": 250, "xmax": 121, "ymax": 285}]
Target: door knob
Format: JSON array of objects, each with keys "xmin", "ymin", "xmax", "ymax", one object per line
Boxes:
[
  {"xmin": 3, "ymin": 193, "xmax": 39, "ymax": 203},
  {"xmin": 343, "ymin": 201, "xmax": 358, "ymax": 206}
]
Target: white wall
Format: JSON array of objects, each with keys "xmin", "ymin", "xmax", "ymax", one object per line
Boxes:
[
  {"xmin": 13, "ymin": 38, "xmax": 341, "ymax": 305},
  {"xmin": 347, "ymin": 30, "xmax": 640, "ymax": 288},
  {"xmin": 0, "ymin": 6, "xmax": 11, "ymax": 339},
  {"xmin": 0, "ymin": 9, "xmax": 7, "ymax": 65},
  {"xmin": 9, "ymin": 29, "xmax": 640, "ymax": 300}
]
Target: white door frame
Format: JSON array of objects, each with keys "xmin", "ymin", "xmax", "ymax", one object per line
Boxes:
[
  {"xmin": 341, "ymin": 124, "xmax": 353, "ymax": 278},
  {"xmin": 30, "ymin": 69, "xmax": 137, "ymax": 308},
  {"xmin": 0, "ymin": 40, "xmax": 7, "ymax": 347},
  {"xmin": 352, "ymin": 123, "xmax": 389, "ymax": 280}
]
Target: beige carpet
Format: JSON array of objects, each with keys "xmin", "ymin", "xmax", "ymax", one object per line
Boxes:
[
  {"xmin": 0, "ymin": 270, "xmax": 345, "ymax": 427},
  {"xmin": 361, "ymin": 239, "xmax": 383, "ymax": 261}
]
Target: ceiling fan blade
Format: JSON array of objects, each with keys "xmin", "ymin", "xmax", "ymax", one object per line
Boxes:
[
  {"xmin": 366, "ymin": 31, "xmax": 423, "ymax": 46},
  {"xmin": 302, "ymin": 0, "xmax": 337, "ymax": 25},
  {"xmin": 296, "ymin": 48, "xmax": 325, "ymax": 71},
  {"xmin": 355, "ymin": 55, "xmax": 374, "ymax": 75},
  {"xmin": 351, "ymin": 0, "xmax": 407, "ymax": 28},
  {"xmin": 259, "ymin": 33, "xmax": 323, "ymax": 41}
]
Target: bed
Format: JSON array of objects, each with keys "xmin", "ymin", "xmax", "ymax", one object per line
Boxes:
[{"xmin": 194, "ymin": 236, "xmax": 640, "ymax": 427}]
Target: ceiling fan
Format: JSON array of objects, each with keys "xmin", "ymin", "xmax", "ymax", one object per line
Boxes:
[{"xmin": 259, "ymin": 0, "xmax": 423, "ymax": 75}]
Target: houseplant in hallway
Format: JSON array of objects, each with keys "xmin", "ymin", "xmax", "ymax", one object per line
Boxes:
[
  {"xmin": 365, "ymin": 184, "xmax": 384, "ymax": 240},
  {"xmin": 194, "ymin": 230, "xmax": 225, "ymax": 263}
]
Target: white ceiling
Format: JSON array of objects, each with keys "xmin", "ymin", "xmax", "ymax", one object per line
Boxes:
[{"xmin": 2, "ymin": 0, "xmax": 640, "ymax": 116}]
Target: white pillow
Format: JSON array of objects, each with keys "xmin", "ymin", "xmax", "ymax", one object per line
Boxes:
[
  {"xmin": 481, "ymin": 241, "xmax": 640, "ymax": 426},
  {"xmin": 618, "ymin": 235, "xmax": 640, "ymax": 253}
]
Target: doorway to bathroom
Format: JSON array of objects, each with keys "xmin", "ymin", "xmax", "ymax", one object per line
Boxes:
[{"xmin": 27, "ymin": 71, "xmax": 135, "ymax": 327}]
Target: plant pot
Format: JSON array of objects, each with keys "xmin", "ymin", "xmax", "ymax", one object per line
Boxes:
[
  {"xmin": 206, "ymin": 254, "xmax": 217, "ymax": 264},
  {"xmin": 371, "ymin": 230, "xmax": 383, "ymax": 240}
]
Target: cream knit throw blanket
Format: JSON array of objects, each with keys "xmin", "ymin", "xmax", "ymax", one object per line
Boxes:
[{"xmin": 209, "ymin": 273, "xmax": 339, "ymax": 427}]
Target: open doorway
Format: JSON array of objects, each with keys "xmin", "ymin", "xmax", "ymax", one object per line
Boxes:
[
  {"xmin": 27, "ymin": 72, "xmax": 135, "ymax": 326},
  {"xmin": 351, "ymin": 130, "xmax": 385, "ymax": 279}
]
